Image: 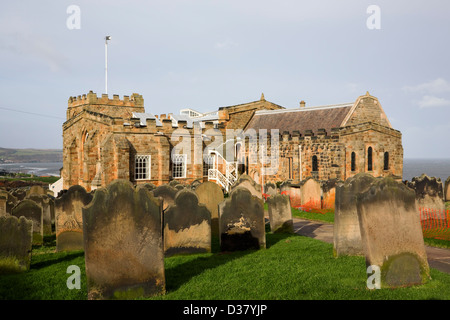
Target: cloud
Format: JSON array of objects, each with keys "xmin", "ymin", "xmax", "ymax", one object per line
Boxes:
[
  {"xmin": 403, "ymin": 78, "xmax": 450, "ymax": 94},
  {"xmin": 417, "ymin": 95, "xmax": 450, "ymax": 108}
]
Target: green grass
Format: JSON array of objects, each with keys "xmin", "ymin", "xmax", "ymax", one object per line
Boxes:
[
  {"xmin": 291, "ymin": 207, "xmax": 335, "ymax": 224},
  {"xmin": 1, "ymin": 233, "xmax": 450, "ymax": 300},
  {"xmin": 1, "ymin": 176, "xmax": 60, "ymax": 184}
]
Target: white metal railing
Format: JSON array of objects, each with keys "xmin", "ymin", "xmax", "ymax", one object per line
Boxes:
[{"xmin": 207, "ymin": 149, "xmax": 238, "ymax": 191}]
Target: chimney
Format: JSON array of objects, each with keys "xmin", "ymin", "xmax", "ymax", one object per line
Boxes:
[{"xmin": 300, "ymin": 100, "xmax": 306, "ymax": 108}]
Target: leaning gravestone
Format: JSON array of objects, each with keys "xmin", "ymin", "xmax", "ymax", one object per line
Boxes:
[
  {"xmin": 266, "ymin": 194, "xmax": 293, "ymax": 233},
  {"xmin": 356, "ymin": 177, "xmax": 430, "ymax": 288},
  {"xmin": 334, "ymin": 173, "xmax": 376, "ymax": 257},
  {"xmin": 55, "ymin": 185, "xmax": 93, "ymax": 252},
  {"xmin": 151, "ymin": 184, "xmax": 179, "ymax": 211},
  {"xmin": 12, "ymin": 200, "xmax": 43, "ymax": 246},
  {"xmin": 195, "ymin": 181, "xmax": 224, "ymax": 237},
  {"xmin": 82, "ymin": 179, "xmax": 165, "ymax": 300},
  {"xmin": 219, "ymin": 187, "xmax": 265, "ymax": 251},
  {"xmin": 0, "ymin": 216, "xmax": 33, "ymax": 273},
  {"xmin": 164, "ymin": 189, "xmax": 211, "ymax": 257}
]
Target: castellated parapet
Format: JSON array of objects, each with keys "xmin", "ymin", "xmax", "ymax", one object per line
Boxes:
[{"xmin": 66, "ymin": 91, "xmax": 145, "ymax": 120}]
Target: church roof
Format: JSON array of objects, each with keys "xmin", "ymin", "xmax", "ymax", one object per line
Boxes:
[{"xmin": 245, "ymin": 103, "xmax": 353, "ymax": 135}]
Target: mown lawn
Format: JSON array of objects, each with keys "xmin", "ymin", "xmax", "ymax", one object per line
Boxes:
[{"xmin": 1, "ymin": 233, "xmax": 450, "ymax": 300}]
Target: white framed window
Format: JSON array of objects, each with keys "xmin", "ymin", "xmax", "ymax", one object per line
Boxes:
[
  {"xmin": 203, "ymin": 155, "xmax": 215, "ymax": 176},
  {"xmin": 135, "ymin": 155, "xmax": 151, "ymax": 180},
  {"xmin": 172, "ymin": 154, "xmax": 187, "ymax": 178}
]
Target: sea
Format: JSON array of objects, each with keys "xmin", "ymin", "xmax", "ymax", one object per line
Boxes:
[
  {"xmin": 0, "ymin": 162, "xmax": 62, "ymax": 177},
  {"xmin": 0, "ymin": 158, "xmax": 449, "ymax": 181}
]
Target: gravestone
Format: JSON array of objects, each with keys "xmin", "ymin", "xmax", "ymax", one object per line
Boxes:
[
  {"xmin": 266, "ymin": 194, "xmax": 293, "ymax": 233},
  {"xmin": 445, "ymin": 176, "xmax": 450, "ymax": 202},
  {"xmin": 280, "ymin": 183, "xmax": 302, "ymax": 208},
  {"xmin": 12, "ymin": 200, "xmax": 43, "ymax": 246},
  {"xmin": 356, "ymin": 177, "xmax": 430, "ymax": 288},
  {"xmin": 164, "ymin": 189, "xmax": 211, "ymax": 257},
  {"xmin": 0, "ymin": 191, "xmax": 6, "ymax": 217},
  {"xmin": 55, "ymin": 185, "xmax": 93, "ymax": 252},
  {"xmin": 27, "ymin": 185, "xmax": 46, "ymax": 197},
  {"xmin": 0, "ymin": 216, "xmax": 33, "ymax": 273},
  {"xmin": 406, "ymin": 174, "xmax": 445, "ymax": 212},
  {"xmin": 190, "ymin": 179, "xmax": 203, "ymax": 190},
  {"xmin": 82, "ymin": 179, "xmax": 165, "ymax": 300},
  {"xmin": 334, "ymin": 173, "xmax": 376, "ymax": 257},
  {"xmin": 5, "ymin": 192, "xmax": 18, "ymax": 215},
  {"xmin": 27, "ymin": 194, "xmax": 52, "ymax": 236},
  {"xmin": 141, "ymin": 183, "xmax": 157, "ymax": 192},
  {"xmin": 151, "ymin": 184, "xmax": 179, "ymax": 211},
  {"xmin": 264, "ymin": 182, "xmax": 278, "ymax": 199},
  {"xmin": 195, "ymin": 181, "xmax": 224, "ymax": 237},
  {"xmin": 218, "ymin": 187, "xmax": 265, "ymax": 251},
  {"xmin": 321, "ymin": 179, "xmax": 341, "ymax": 209},
  {"xmin": 232, "ymin": 175, "xmax": 262, "ymax": 199},
  {"xmin": 300, "ymin": 178, "xmax": 322, "ymax": 209}
]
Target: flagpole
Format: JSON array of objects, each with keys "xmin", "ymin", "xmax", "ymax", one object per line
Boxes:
[{"xmin": 105, "ymin": 36, "xmax": 111, "ymax": 94}]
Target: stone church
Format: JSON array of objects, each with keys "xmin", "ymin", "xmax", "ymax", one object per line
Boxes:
[{"xmin": 61, "ymin": 90, "xmax": 403, "ymax": 192}]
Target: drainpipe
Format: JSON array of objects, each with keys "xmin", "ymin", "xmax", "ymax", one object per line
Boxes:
[{"xmin": 299, "ymin": 144, "xmax": 302, "ymax": 181}]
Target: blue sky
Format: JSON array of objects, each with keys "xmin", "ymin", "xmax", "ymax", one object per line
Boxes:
[{"xmin": 0, "ymin": 1, "xmax": 449, "ymax": 158}]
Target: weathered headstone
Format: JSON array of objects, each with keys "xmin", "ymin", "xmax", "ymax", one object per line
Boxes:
[
  {"xmin": 195, "ymin": 181, "xmax": 224, "ymax": 237},
  {"xmin": 0, "ymin": 191, "xmax": 7, "ymax": 217},
  {"xmin": 55, "ymin": 185, "xmax": 93, "ymax": 252},
  {"xmin": 0, "ymin": 216, "xmax": 33, "ymax": 273},
  {"xmin": 5, "ymin": 192, "xmax": 18, "ymax": 215},
  {"xmin": 334, "ymin": 173, "xmax": 376, "ymax": 257},
  {"xmin": 82, "ymin": 179, "xmax": 165, "ymax": 300},
  {"xmin": 12, "ymin": 200, "xmax": 43, "ymax": 246},
  {"xmin": 141, "ymin": 183, "xmax": 156, "ymax": 192},
  {"xmin": 263, "ymin": 182, "xmax": 278, "ymax": 199},
  {"xmin": 406, "ymin": 174, "xmax": 445, "ymax": 212},
  {"xmin": 164, "ymin": 189, "xmax": 211, "ymax": 257},
  {"xmin": 280, "ymin": 182, "xmax": 302, "ymax": 208},
  {"xmin": 445, "ymin": 176, "xmax": 450, "ymax": 202},
  {"xmin": 300, "ymin": 178, "xmax": 322, "ymax": 209},
  {"xmin": 151, "ymin": 184, "xmax": 178, "ymax": 211},
  {"xmin": 27, "ymin": 185, "xmax": 46, "ymax": 197},
  {"xmin": 356, "ymin": 177, "xmax": 430, "ymax": 288},
  {"xmin": 232, "ymin": 175, "xmax": 263, "ymax": 199},
  {"xmin": 27, "ymin": 194, "xmax": 52, "ymax": 236},
  {"xmin": 321, "ymin": 179, "xmax": 341, "ymax": 209},
  {"xmin": 218, "ymin": 187, "xmax": 265, "ymax": 251},
  {"xmin": 267, "ymin": 194, "xmax": 293, "ymax": 233},
  {"xmin": 190, "ymin": 179, "xmax": 203, "ymax": 190}
]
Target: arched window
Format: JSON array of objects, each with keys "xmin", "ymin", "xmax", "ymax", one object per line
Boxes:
[
  {"xmin": 367, "ymin": 147, "xmax": 373, "ymax": 171},
  {"xmin": 312, "ymin": 155, "xmax": 318, "ymax": 172},
  {"xmin": 351, "ymin": 152, "xmax": 356, "ymax": 172},
  {"xmin": 384, "ymin": 152, "xmax": 389, "ymax": 171}
]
